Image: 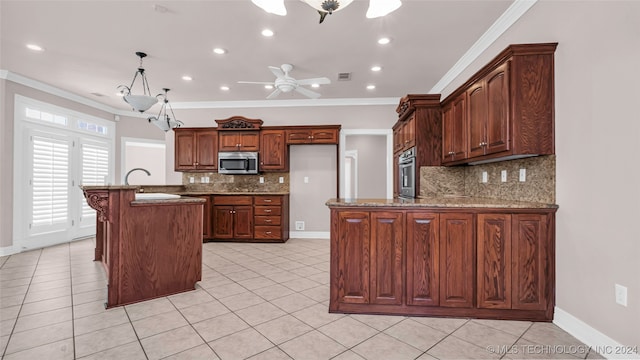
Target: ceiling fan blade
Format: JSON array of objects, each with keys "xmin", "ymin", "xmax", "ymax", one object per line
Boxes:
[
  {"xmin": 266, "ymin": 88, "xmax": 282, "ymax": 99},
  {"xmin": 237, "ymin": 81, "xmax": 275, "ymax": 85},
  {"xmin": 296, "ymin": 77, "xmax": 331, "ymax": 85},
  {"xmin": 294, "ymin": 86, "xmax": 321, "ymax": 99},
  {"xmin": 268, "ymin": 66, "xmax": 285, "ymax": 78}
]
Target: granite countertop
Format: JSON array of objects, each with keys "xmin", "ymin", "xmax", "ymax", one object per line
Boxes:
[
  {"xmin": 131, "ymin": 197, "xmax": 206, "ymax": 205},
  {"xmin": 80, "ymin": 185, "xmax": 289, "ymax": 196},
  {"xmin": 170, "ymin": 191, "xmax": 290, "ymax": 196},
  {"xmin": 326, "ymin": 196, "xmax": 558, "ymax": 209}
]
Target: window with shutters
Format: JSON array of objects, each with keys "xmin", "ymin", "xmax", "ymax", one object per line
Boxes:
[{"xmin": 14, "ymin": 95, "xmax": 115, "ymax": 250}]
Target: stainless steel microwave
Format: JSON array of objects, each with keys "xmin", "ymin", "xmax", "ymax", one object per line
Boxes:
[{"xmin": 218, "ymin": 152, "xmax": 259, "ymax": 174}]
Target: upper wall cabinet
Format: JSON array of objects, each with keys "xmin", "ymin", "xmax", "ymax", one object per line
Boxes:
[
  {"xmin": 174, "ymin": 128, "xmax": 218, "ymax": 171},
  {"xmin": 442, "ymin": 43, "xmax": 557, "ymax": 166},
  {"xmin": 260, "ymin": 129, "xmax": 288, "ymax": 172},
  {"xmin": 286, "ymin": 126, "xmax": 340, "ymax": 144},
  {"xmin": 215, "ymin": 116, "xmax": 263, "ymax": 152}
]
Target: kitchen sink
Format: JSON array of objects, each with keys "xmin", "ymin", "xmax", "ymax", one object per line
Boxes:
[{"xmin": 134, "ymin": 193, "xmax": 181, "ymax": 200}]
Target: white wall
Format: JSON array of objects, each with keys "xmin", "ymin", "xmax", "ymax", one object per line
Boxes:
[
  {"xmin": 344, "ymin": 135, "xmax": 387, "ymax": 198},
  {"xmin": 440, "ymin": 0, "xmax": 640, "ymax": 348}
]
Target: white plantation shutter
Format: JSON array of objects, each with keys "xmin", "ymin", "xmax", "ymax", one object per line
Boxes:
[
  {"xmin": 81, "ymin": 142, "xmax": 110, "ymax": 220},
  {"xmin": 31, "ymin": 135, "xmax": 70, "ymax": 232}
]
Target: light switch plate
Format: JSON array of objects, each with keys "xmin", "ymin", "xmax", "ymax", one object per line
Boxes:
[
  {"xmin": 304, "ymin": 176, "xmax": 309, "ymax": 183},
  {"xmin": 279, "ymin": 176, "xmax": 284, "ymax": 184},
  {"xmin": 189, "ymin": 177, "xmax": 195, "ymax": 184},
  {"xmin": 501, "ymin": 170, "xmax": 507, "ymax": 182},
  {"xmin": 481, "ymin": 172, "xmax": 488, "ymax": 183},
  {"xmin": 259, "ymin": 176, "xmax": 264, "ymax": 184},
  {"xmin": 519, "ymin": 168, "xmax": 526, "ymax": 182},
  {"xmin": 615, "ymin": 284, "xmax": 628, "ymax": 306}
]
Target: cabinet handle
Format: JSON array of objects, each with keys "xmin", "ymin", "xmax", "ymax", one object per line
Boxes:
[
  {"xmin": 266, "ymin": 231, "xmax": 272, "ymax": 235},
  {"xmin": 265, "ymin": 219, "xmax": 272, "ymax": 223},
  {"xmin": 229, "ymin": 210, "xmax": 233, "ymax": 214},
  {"xmin": 264, "ymin": 209, "xmax": 272, "ymax": 213},
  {"xmin": 308, "ymin": 135, "xmax": 312, "ymax": 139},
  {"xmin": 263, "ymin": 199, "xmax": 272, "ymax": 202},
  {"xmin": 195, "ymin": 162, "xmax": 199, "ymax": 165}
]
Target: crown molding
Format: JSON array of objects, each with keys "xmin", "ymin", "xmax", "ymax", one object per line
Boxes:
[
  {"xmin": 430, "ymin": 0, "xmax": 538, "ymax": 95},
  {"xmin": 170, "ymin": 97, "xmax": 400, "ymax": 109}
]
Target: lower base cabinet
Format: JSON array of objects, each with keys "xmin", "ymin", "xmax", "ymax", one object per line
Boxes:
[{"xmin": 329, "ymin": 207, "xmax": 555, "ymax": 321}]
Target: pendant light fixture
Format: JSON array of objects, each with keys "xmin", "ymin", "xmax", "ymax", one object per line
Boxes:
[
  {"xmin": 147, "ymin": 88, "xmax": 183, "ymax": 132},
  {"xmin": 117, "ymin": 52, "xmax": 158, "ymax": 113},
  {"xmin": 251, "ymin": 0, "xmax": 401, "ymax": 23}
]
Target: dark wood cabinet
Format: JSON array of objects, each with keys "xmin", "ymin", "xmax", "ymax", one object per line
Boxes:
[
  {"xmin": 442, "ymin": 43, "xmax": 557, "ymax": 165},
  {"xmin": 370, "ymin": 212, "xmax": 404, "ymax": 305},
  {"xmin": 259, "ymin": 129, "xmax": 287, "ymax": 172},
  {"xmin": 253, "ymin": 195, "xmax": 289, "ymax": 242},
  {"xmin": 218, "ymin": 131, "xmax": 260, "ymax": 152},
  {"xmin": 477, "ymin": 213, "xmax": 552, "ymax": 312},
  {"xmin": 329, "ymin": 206, "xmax": 556, "ymax": 321},
  {"xmin": 286, "ymin": 126, "xmax": 340, "ymax": 144},
  {"xmin": 174, "ymin": 128, "xmax": 218, "ymax": 171},
  {"xmin": 439, "ymin": 213, "xmax": 475, "ymax": 308},
  {"xmin": 442, "ymin": 93, "xmax": 468, "ymax": 163},
  {"xmin": 195, "ymin": 195, "xmax": 212, "ymax": 239},
  {"xmin": 334, "ymin": 211, "xmax": 370, "ymax": 304},
  {"xmin": 212, "ymin": 196, "xmax": 253, "ymax": 240}
]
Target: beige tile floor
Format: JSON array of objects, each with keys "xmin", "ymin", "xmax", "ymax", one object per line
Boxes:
[{"xmin": 0, "ymin": 238, "xmax": 604, "ymax": 360}]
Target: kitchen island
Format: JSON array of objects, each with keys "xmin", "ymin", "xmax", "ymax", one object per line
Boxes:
[
  {"xmin": 326, "ymin": 197, "xmax": 558, "ymax": 321},
  {"xmin": 82, "ymin": 186, "xmax": 205, "ymax": 308}
]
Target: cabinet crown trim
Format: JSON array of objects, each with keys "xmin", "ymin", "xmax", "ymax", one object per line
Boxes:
[{"xmin": 215, "ymin": 116, "xmax": 263, "ymax": 130}]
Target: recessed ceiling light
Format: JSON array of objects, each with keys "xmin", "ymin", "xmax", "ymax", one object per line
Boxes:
[
  {"xmin": 220, "ymin": 86, "xmax": 230, "ymax": 91},
  {"xmin": 377, "ymin": 37, "xmax": 391, "ymax": 45},
  {"xmin": 366, "ymin": 85, "xmax": 376, "ymax": 90},
  {"xmin": 311, "ymin": 84, "xmax": 320, "ymax": 88},
  {"xmin": 371, "ymin": 66, "xmax": 382, "ymax": 72},
  {"xmin": 264, "ymin": 85, "xmax": 274, "ymax": 89},
  {"xmin": 26, "ymin": 44, "xmax": 44, "ymax": 51},
  {"xmin": 261, "ymin": 29, "xmax": 274, "ymax": 37},
  {"xmin": 213, "ymin": 48, "xmax": 227, "ymax": 55},
  {"xmin": 182, "ymin": 75, "xmax": 193, "ymax": 81}
]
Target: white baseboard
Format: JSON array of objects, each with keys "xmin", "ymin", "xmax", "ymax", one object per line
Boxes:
[
  {"xmin": 289, "ymin": 231, "xmax": 330, "ymax": 239},
  {"xmin": 0, "ymin": 245, "xmax": 18, "ymax": 257},
  {"xmin": 554, "ymin": 307, "xmax": 639, "ymax": 359}
]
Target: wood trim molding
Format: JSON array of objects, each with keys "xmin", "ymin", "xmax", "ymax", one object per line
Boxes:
[{"xmin": 83, "ymin": 190, "xmax": 110, "ymax": 222}]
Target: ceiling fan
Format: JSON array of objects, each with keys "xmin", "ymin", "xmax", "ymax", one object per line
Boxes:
[{"xmin": 238, "ymin": 64, "xmax": 331, "ymax": 99}]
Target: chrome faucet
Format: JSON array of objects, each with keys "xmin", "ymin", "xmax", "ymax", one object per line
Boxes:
[{"xmin": 124, "ymin": 168, "xmax": 151, "ymax": 185}]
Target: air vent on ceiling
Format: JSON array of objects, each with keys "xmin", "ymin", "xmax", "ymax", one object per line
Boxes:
[{"xmin": 337, "ymin": 72, "xmax": 351, "ymax": 81}]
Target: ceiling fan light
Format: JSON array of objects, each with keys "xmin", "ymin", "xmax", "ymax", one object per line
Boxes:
[
  {"xmin": 301, "ymin": 0, "xmax": 354, "ymax": 14},
  {"xmin": 252, "ymin": 0, "xmax": 287, "ymax": 16},
  {"xmin": 366, "ymin": 0, "xmax": 402, "ymax": 18}
]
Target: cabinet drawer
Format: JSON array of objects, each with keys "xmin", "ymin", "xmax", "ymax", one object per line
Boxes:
[
  {"xmin": 254, "ymin": 206, "xmax": 281, "ymax": 216},
  {"xmin": 254, "ymin": 196, "xmax": 282, "ymax": 205},
  {"xmin": 255, "ymin": 216, "xmax": 281, "ymax": 225},
  {"xmin": 213, "ymin": 196, "xmax": 253, "ymax": 205},
  {"xmin": 254, "ymin": 226, "xmax": 281, "ymax": 239}
]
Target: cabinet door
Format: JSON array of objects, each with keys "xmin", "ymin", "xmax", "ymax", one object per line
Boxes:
[
  {"xmin": 311, "ymin": 129, "xmax": 339, "ymax": 144},
  {"xmin": 260, "ymin": 130, "xmax": 287, "ymax": 171},
  {"xmin": 451, "ymin": 94, "xmax": 468, "ymax": 161},
  {"xmin": 467, "ymin": 83, "xmax": 487, "ymax": 158},
  {"xmin": 406, "ymin": 212, "xmax": 439, "ymax": 306},
  {"xmin": 403, "ymin": 115, "xmax": 416, "ymax": 150},
  {"xmin": 393, "ymin": 123, "xmax": 403, "ymax": 154},
  {"xmin": 512, "ymin": 214, "xmax": 549, "ymax": 311},
  {"xmin": 196, "ymin": 196, "xmax": 211, "ymax": 240},
  {"xmin": 439, "ymin": 213, "xmax": 474, "ymax": 307},
  {"xmin": 335, "ymin": 211, "xmax": 370, "ymax": 304},
  {"xmin": 286, "ymin": 129, "xmax": 312, "ymax": 144},
  {"xmin": 233, "ymin": 206, "xmax": 253, "ymax": 239},
  {"xmin": 218, "ymin": 132, "xmax": 240, "ymax": 151},
  {"xmin": 212, "ymin": 206, "xmax": 234, "ymax": 239},
  {"xmin": 485, "ymin": 63, "xmax": 510, "ymax": 155},
  {"xmin": 174, "ymin": 130, "xmax": 196, "ymax": 170},
  {"xmin": 370, "ymin": 212, "xmax": 403, "ymax": 305},
  {"xmin": 239, "ymin": 132, "xmax": 260, "ymax": 151},
  {"xmin": 196, "ymin": 130, "xmax": 218, "ymax": 170},
  {"xmin": 477, "ymin": 214, "xmax": 512, "ymax": 309},
  {"xmin": 442, "ymin": 103, "xmax": 454, "ymax": 161}
]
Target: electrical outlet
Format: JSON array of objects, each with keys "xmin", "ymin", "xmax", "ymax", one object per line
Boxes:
[
  {"xmin": 295, "ymin": 221, "xmax": 305, "ymax": 231},
  {"xmin": 200, "ymin": 177, "xmax": 206, "ymax": 183},
  {"xmin": 304, "ymin": 176, "xmax": 309, "ymax": 184},
  {"xmin": 615, "ymin": 284, "xmax": 628, "ymax": 306},
  {"xmin": 519, "ymin": 168, "xmax": 526, "ymax": 182},
  {"xmin": 501, "ymin": 170, "xmax": 507, "ymax": 182},
  {"xmin": 189, "ymin": 177, "xmax": 195, "ymax": 184},
  {"xmin": 205, "ymin": 177, "xmax": 210, "ymax": 183},
  {"xmin": 259, "ymin": 176, "xmax": 264, "ymax": 184},
  {"xmin": 279, "ymin": 176, "xmax": 284, "ymax": 184},
  {"xmin": 481, "ymin": 171, "xmax": 488, "ymax": 183}
]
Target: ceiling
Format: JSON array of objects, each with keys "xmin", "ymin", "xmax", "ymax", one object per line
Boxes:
[{"xmin": 0, "ymin": 0, "xmax": 514, "ymax": 113}]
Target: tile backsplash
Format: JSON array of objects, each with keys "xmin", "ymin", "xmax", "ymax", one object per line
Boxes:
[
  {"xmin": 420, "ymin": 155, "xmax": 555, "ymax": 203},
  {"xmin": 181, "ymin": 172, "xmax": 289, "ymax": 193}
]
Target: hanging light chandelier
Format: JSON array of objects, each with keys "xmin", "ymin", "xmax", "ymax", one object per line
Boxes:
[
  {"xmin": 251, "ymin": 0, "xmax": 402, "ymax": 23},
  {"xmin": 117, "ymin": 51, "xmax": 158, "ymax": 113},
  {"xmin": 148, "ymin": 88, "xmax": 183, "ymax": 132}
]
